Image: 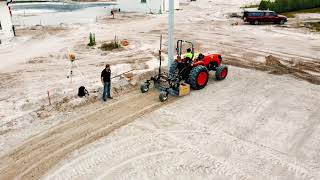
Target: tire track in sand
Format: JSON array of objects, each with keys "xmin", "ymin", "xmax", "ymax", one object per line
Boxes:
[{"xmin": 0, "ymin": 90, "xmax": 174, "ymax": 180}]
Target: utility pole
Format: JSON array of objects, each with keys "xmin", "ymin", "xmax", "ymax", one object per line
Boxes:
[{"xmin": 168, "ymin": 0, "xmax": 174, "ymax": 73}]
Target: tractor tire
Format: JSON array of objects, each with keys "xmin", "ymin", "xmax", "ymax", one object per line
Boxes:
[
  {"xmin": 216, "ymin": 65, "xmax": 228, "ymax": 81},
  {"xmin": 188, "ymin": 65, "xmax": 209, "ymax": 90},
  {"xmin": 159, "ymin": 91, "xmax": 168, "ymax": 102},
  {"xmin": 140, "ymin": 83, "xmax": 149, "ymax": 93}
]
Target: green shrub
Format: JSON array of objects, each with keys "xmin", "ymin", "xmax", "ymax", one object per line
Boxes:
[
  {"xmin": 88, "ymin": 32, "xmax": 96, "ymax": 46},
  {"xmin": 259, "ymin": 0, "xmax": 320, "ymax": 13},
  {"xmin": 259, "ymin": 0, "xmax": 271, "ymax": 10},
  {"xmin": 93, "ymin": 33, "xmax": 96, "ymax": 45},
  {"xmin": 281, "ymin": 7, "xmax": 320, "ymax": 17}
]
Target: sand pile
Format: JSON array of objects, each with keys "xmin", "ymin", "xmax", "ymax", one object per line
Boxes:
[{"xmin": 265, "ymin": 55, "xmax": 282, "ymax": 66}]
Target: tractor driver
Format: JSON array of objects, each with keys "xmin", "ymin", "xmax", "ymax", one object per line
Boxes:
[
  {"xmin": 185, "ymin": 48, "xmax": 193, "ymax": 61},
  {"xmin": 185, "ymin": 48, "xmax": 200, "ymax": 64}
]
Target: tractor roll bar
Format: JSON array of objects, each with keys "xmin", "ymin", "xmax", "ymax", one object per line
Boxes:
[{"xmin": 176, "ymin": 40, "xmax": 195, "ymax": 59}]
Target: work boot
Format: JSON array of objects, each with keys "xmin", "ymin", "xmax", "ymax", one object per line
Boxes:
[{"xmin": 108, "ymin": 96, "xmax": 113, "ymax": 99}]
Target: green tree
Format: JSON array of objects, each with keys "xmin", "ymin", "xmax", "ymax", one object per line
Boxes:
[
  {"xmin": 259, "ymin": 0, "xmax": 270, "ymax": 10},
  {"xmin": 259, "ymin": 0, "xmax": 320, "ymax": 13}
]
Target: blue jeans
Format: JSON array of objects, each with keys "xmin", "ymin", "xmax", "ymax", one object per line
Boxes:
[{"xmin": 102, "ymin": 82, "xmax": 111, "ymax": 100}]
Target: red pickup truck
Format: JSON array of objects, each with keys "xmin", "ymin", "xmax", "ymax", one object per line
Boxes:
[{"xmin": 243, "ymin": 10, "xmax": 287, "ymax": 25}]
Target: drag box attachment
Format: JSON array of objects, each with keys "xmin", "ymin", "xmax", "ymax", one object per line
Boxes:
[
  {"xmin": 179, "ymin": 83, "xmax": 190, "ymax": 96},
  {"xmin": 140, "ymin": 35, "xmax": 186, "ymax": 102}
]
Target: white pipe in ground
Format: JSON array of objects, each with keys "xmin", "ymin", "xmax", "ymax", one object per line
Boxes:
[{"xmin": 168, "ymin": 0, "xmax": 175, "ymax": 73}]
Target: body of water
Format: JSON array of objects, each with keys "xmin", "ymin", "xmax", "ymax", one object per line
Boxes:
[
  {"xmin": 11, "ymin": 2, "xmax": 116, "ymax": 11},
  {"xmin": 11, "ymin": 2, "xmax": 117, "ymax": 26}
]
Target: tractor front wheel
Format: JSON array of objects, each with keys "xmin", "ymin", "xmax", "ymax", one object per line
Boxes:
[
  {"xmin": 140, "ymin": 83, "xmax": 149, "ymax": 93},
  {"xmin": 216, "ymin": 65, "xmax": 228, "ymax": 81},
  {"xmin": 188, "ymin": 65, "xmax": 209, "ymax": 90}
]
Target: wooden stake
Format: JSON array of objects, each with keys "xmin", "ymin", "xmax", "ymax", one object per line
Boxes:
[{"xmin": 47, "ymin": 91, "xmax": 52, "ymax": 106}]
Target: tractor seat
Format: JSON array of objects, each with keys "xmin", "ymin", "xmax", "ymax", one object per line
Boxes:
[{"xmin": 198, "ymin": 53, "xmax": 205, "ymax": 61}]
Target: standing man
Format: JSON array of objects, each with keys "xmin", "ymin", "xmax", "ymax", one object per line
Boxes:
[{"xmin": 101, "ymin": 64, "xmax": 113, "ymax": 101}]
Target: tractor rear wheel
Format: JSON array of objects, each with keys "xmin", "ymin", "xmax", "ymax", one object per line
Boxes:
[
  {"xmin": 188, "ymin": 65, "xmax": 209, "ymax": 90},
  {"xmin": 216, "ymin": 65, "xmax": 228, "ymax": 81}
]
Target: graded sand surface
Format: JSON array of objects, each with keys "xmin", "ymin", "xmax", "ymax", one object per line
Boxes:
[
  {"xmin": 42, "ymin": 67, "xmax": 320, "ymax": 180},
  {"xmin": 0, "ymin": 0, "xmax": 320, "ymax": 179},
  {"xmin": 1, "ymin": 67, "xmax": 320, "ymax": 180}
]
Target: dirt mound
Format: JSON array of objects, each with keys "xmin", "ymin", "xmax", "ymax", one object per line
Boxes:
[
  {"xmin": 27, "ymin": 57, "xmax": 48, "ymax": 64},
  {"xmin": 32, "ymin": 69, "xmax": 159, "ymax": 119},
  {"xmin": 265, "ymin": 55, "xmax": 282, "ymax": 66},
  {"xmin": 223, "ymin": 55, "xmax": 320, "ymax": 85},
  {"xmin": 100, "ymin": 42, "xmax": 122, "ymax": 51},
  {"xmin": 264, "ymin": 55, "xmax": 292, "ymax": 75},
  {"xmin": 0, "ymin": 73, "xmax": 16, "ymax": 89}
]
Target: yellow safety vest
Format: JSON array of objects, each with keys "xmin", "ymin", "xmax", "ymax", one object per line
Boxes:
[
  {"xmin": 185, "ymin": 52, "xmax": 199, "ymax": 61},
  {"xmin": 185, "ymin": 52, "xmax": 193, "ymax": 59}
]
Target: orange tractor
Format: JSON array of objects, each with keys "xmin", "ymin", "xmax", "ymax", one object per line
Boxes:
[{"xmin": 141, "ymin": 39, "xmax": 228, "ymax": 102}]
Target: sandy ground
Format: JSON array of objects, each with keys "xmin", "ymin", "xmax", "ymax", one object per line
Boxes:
[
  {"xmin": 1, "ymin": 67, "xmax": 320, "ymax": 180},
  {"xmin": 0, "ymin": 0, "xmax": 320, "ymax": 179},
  {"xmin": 41, "ymin": 67, "xmax": 320, "ymax": 180}
]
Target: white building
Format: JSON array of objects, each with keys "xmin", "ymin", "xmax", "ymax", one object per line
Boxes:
[
  {"xmin": 117, "ymin": 0, "xmax": 179, "ymax": 14},
  {"xmin": 0, "ymin": 0, "xmax": 14, "ymax": 44}
]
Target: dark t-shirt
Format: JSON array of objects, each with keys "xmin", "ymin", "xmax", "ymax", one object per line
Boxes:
[{"xmin": 101, "ymin": 68, "xmax": 111, "ymax": 82}]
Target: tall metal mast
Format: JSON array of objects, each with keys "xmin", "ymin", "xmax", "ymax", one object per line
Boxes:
[{"xmin": 168, "ymin": 0, "xmax": 174, "ymax": 73}]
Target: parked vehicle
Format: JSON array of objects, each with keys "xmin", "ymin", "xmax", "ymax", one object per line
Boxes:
[{"xmin": 243, "ymin": 10, "xmax": 287, "ymax": 25}]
